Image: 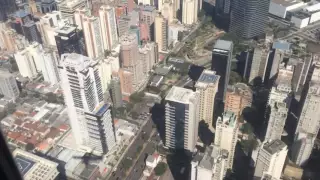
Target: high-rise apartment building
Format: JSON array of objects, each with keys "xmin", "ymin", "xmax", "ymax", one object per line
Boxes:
[
  {"xmin": 225, "ymin": 83, "xmax": 252, "ymax": 119},
  {"xmin": 82, "ymin": 15, "xmax": 104, "ymax": 58},
  {"xmin": 162, "ymin": 1, "xmax": 175, "ymax": 23},
  {"xmin": 195, "ymin": 70, "xmax": 220, "ymax": 130},
  {"xmin": 154, "ymin": 13, "xmax": 168, "ymax": 52},
  {"xmin": 254, "ymin": 139, "xmax": 288, "ymax": 179},
  {"xmin": 191, "ymin": 145, "xmax": 228, "ymax": 180},
  {"xmin": 292, "ymin": 56, "xmax": 312, "ymax": 93},
  {"xmin": 139, "ymin": 42, "xmax": 158, "ymax": 75},
  {"xmin": 211, "ymin": 40, "xmax": 233, "ymax": 102},
  {"xmin": 0, "ymin": 0, "xmax": 17, "ymax": 21},
  {"xmin": 110, "ymin": 77, "xmax": 123, "ymax": 108},
  {"xmin": 56, "ymin": 0, "xmax": 86, "ymax": 23},
  {"xmin": 40, "ymin": 48, "xmax": 60, "ymax": 84},
  {"xmin": 99, "ymin": 53, "xmax": 120, "ymax": 93},
  {"xmin": 22, "ymin": 21, "xmax": 42, "ymax": 43},
  {"xmin": 117, "ymin": 15, "xmax": 131, "ymax": 37},
  {"xmin": 54, "ymin": 24, "xmax": 86, "ymax": 56},
  {"xmin": 0, "ymin": 70, "xmax": 20, "ymax": 100},
  {"xmin": 229, "ymin": 0, "xmax": 270, "ymax": 39},
  {"xmin": 165, "ymin": 86, "xmax": 200, "ymax": 152},
  {"xmin": 99, "ymin": 5, "xmax": 119, "ymax": 51},
  {"xmin": 38, "ymin": 11, "xmax": 64, "ymax": 46},
  {"xmin": 292, "ymin": 64, "xmax": 320, "ymax": 166},
  {"xmin": 182, "ymin": 0, "xmax": 198, "ymax": 25},
  {"xmin": 214, "ymin": 111, "xmax": 238, "ymax": 169},
  {"xmin": 246, "ymin": 45, "xmax": 270, "ymax": 84},
  {"xmin": 265, "ymin": 101, "xmax": 287, "ymax": 141},
  {"xmin": 74, "ymin": 7, "xmax": 90, "ymax": 29},
  {"xmin": 58, "ymin": 53, "xmax": 116, "ymax": 154},
  {"xmin": 139, "ymin": 5, "xmax": 157, "ymax": 40},
  {"xmin": 14, "ymin": 48, "xmax": 38, "ymax": 79}
]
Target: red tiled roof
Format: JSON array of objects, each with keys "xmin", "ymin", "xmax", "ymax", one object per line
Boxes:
[
  {"xmin": 14, "ymin": 119, "xmax": 23, "ymax": 126},
  {"xmin": 16, "ymin": 135, "xmax": 27, "ymax": 144},
  {"xmin": 7, "ymin": 131, "xmax": 21, "ymax": 140},
  {"xmin": 58, "ymin": 124, "xmax": 69, "ymax": 132},
  {"xmin": 46, "ymin": 127, "xmax": 60, "ymax": 139}
]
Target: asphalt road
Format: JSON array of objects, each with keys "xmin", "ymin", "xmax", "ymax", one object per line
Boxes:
[{"xmin": 109, "ymin": 118, "xmax": 154, "ymax": 180}]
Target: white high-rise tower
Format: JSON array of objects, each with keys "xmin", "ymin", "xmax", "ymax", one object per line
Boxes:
[
  {"xmin": 99, "ymin": 5, "xmax": 119, "ymax": 51},
  {"xmin": 59, "ymin": 53, "xmax": 116, "ymax": 154}
]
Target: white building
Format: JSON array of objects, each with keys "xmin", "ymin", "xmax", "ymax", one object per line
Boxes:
[
  {"xmin": 214, "ymin": 111, "xmax": 238, "ymax": 169},
  {"xmin": 265, "ymin": 101, "xmax": 287, "ymax": 141},
  {"xmin": 291, "ymin": 12, "xmax": 310, "ymax": 28},
  {"xmin": 14, "ymin": 47, "xmax": 38, "ymax": 79},
  {"xmin": 98, "ymin": 53, "xmax": 120, "ymax": 92},
  {"xmin": 269, "ymin": 0, "xmax": 305, "ymax": 18},
  {"xmin": 82, "ymin": 15, "xmax": 104, "ymax": 58},
  {"xmin": 13, "ymin": 149, "xmax": 59, "ymax": 180},
  {"xmin": 168, "ymin": 22, "xmax": 186, "ymax": 46},
  {"xmin": 56, "ymin": 0, "xmax": 86, "ymax": 23},
  {"xmin": 191, "ymin": 145, "xmax": 228, "ymax": 180},
  {"xmin": 99, "ymin": 5, "xmax": 119, "ymax": 51},
  {"xmin": 74, "ymin": 7, "xmax": 90, "ymax": 29},
  {"xmin": 40, "ymin": 48, "xmax": 60, "ymax": 84},
  {"xmin": 59, "ymin": 53, "xmax": 116, "ymax": 154},
  {"xmin": 161, "ymin": 1, "xmax": 175, "ymax": 23},
  {"xmin": 182, "ymin": 0, "xmax": 198, "ymax": 25},
  {"xmin": 195, "ymin": 70, "xmax": 220, "ymax": 130},
  {"xmin": 254, "ymin": 139, "xmax": 288, "ymax": 179},
  {"xmin": 0, "ymin": 70, "xmax": 20, "ymax": 100},
  {"xmin": 292, "ymin": 64, "xmax": 320, "ymax": 166},
  {"xmin": 165, "ymin": 86, "xmax": 200, "ymax": 152}
]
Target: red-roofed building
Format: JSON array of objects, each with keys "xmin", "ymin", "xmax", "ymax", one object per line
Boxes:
[
  {"xmin": 46, "ymin": 127, "xmax": 60, "ymax": 139},
  {"xmin": 58, "ymin": 124, "xmax": 70, "ymax": 132},
  {"xmin": 16, "ymin": 135, "xmax": 27, "ymax": 145},
  {"xmin": 27, "ymin": 135, "xmax": 40, "ymax": 146},
  {"xmin": 7, "ymin": 131, "xmax": 21, "ymax": 141}
]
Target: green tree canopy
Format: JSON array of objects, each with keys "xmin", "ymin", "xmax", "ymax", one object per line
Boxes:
[
  {"xmin": 229, "ymin": 71, "xmax": 243, "ymax": 85},
  {"xmin": 154, "ymin": 162, "xmax": 167, "ymax": 176}
]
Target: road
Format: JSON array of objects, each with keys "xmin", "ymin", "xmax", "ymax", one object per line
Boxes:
[{"xmin": 108, "ymin": 118, "xmax": 154, "ymax": 180}]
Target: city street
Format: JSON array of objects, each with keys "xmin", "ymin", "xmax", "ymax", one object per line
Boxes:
[{"xmin": 108, "ymin": 117, "xmax": 155, "ymax": 180}]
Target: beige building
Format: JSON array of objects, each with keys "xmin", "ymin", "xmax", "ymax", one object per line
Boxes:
[
  {"xmin": 74, "ymin": 7, "xmax": 90, "ymax": 29},
  {"xmin": 161, "ymin": 0, "xmax": 175, "ymax": 23},
  {"xmin": 225, "ymin": 83, "xmax": 252, "ymax": 119},
  {"xmin": 99, "ymin": 5, "xmax": 119, "ymax": 50},
  {"xmin": 139, "ymin": 42, "xmax": 158, "ymax": 75},
  {"xmin": 195, "ymin": 70, "xmax": 220, "ymax": 130},
  {"xmin": 154, "ymin": 13, "xmax": 168, "ymax": 52},
  {"xmin": 182, "ymin": 0, "xmax": 198, "ymax": 25}
]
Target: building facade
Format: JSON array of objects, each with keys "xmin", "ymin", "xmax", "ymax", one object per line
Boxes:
[
  {"xmin": 165, "ymin": 86, "xmax": 200, "ymax": 152},
  {"xmin": 265, "ymin": 101, "xmax": 287, "ymax": 141},
  {"xmin": 154, "ymin": 13, "xmax": 168, "ymax": 52},
  {"xmin": 0, "ymin": 70, "xmax": 20, "ymax": 99},
  {"xmin": 182, "ymin": 0, "xmax": 198, "ymax": 25},
  {"xmin": 99, "ymin": 5, "xmax": 119, "ymax": 51}
]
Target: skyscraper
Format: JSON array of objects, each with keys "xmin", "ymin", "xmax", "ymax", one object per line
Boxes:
[
  {"xmin": 22, "ymin": 21, "xmax": 42, "ymax": 43},
  {"xmin": 182, "ymin": 0, "xmax": 198, "ymax": 25},
  {"xmin": 292, "ymin": 56, "xmax": 312, "ymax": 93},
  {"xmin": 292, "ymin": 64, "xmax": 320, "ymax": 166},
  {"xmin": 191, "ymin": 145, "xmax": 228, "ymax": 180},
  {"xmin": 215, "ymin": 0, "xmax": 231, "ymax": 30},
  {"xmin": 40, "ymin": 48, "xmax": 60, "ymax": 84},
  {"xmin": 211, "ymin": 40, "xmax": 233, "ymax": 102},
  {"xmin": 265, "ymin": 101, "xmax": 287, "ymax": 141},
  {"xmin": 58, "ymin": 53, "xmax": 116, "ymax": 154},
  {"xmin": 254, "ymin": 139, "xmax": 288, "ymax": 179},
  {"xmin": 110, "ymin": 77, "xmax": 123, "ymax": 108},
  {"xmin": 56, "ymin": 0, "xmax": 86, "ymax": 23},
  {"xmin": 14, "ymin": 48, "xmax": 38, "ymax": 79},
  {"xmin": 195, "ymin": 70, "xmax": 220, "ymax": 130},
  {"xmin": 74, "ymin": 7, "xmax": 90, "ymax": 30},
  {"xmin": 0, "ymin": 70, "xmax": 20, "ymax": 100},
  {"xmin": 229, "ymin": 0, "xmax": 270, "ymax": 39},
  {"xmin": 82, "ymin": 15, "xmax": 104, "ymax": 58},
  {"xmin": 165, "ymin": 86, "xmax": 200, "ymax": 152},
  {"xmin": 54, "ymin": 24, "xmax": 86, "ymax": 56},
  {"xmin": 154, "ymin": 13, "xmax": 168, "ymax": 52},
  {"xmin": 214, "ymin": 111, "xmax": 238, "ymax": 169},
  {"xmin": 246, "ymin": 45, "xmax": 270, "ymax": 84},
  {"xmin": 99, "ymin": 5, "xmax": 119, "ymax": 51},
  {"xmin": 0, "ymin": 0, "xmax": 17, "ymax": 22}
]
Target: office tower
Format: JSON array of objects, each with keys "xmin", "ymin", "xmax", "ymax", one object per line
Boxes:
[
  {"xmin": 117, "ymin": 15, "xmax": 131, "ymax": 37},
  {"xmin": 162, "ymin": 1, "xmax": 174, "ymax": 23},
  {"xmin": 54, "ymin": 24, "xmax": 86, "ymax": 56},
  {"xmin": 82, "ymin": 15, "xmax": 104, "ymax": 58},
  {"xmin": 211, "ymin": 40, "xmax": 233, "ymax": 102},
  {"xmin": 99, "ymin": 5, "xmax": 119, "ymax": 51},
  {"xmin": 56, "ymin": 0, "xmax": 86, "ymax": 23},
  {"xmin": 215, "ymin": 0, "xmax": 231, "ymax": 30},
  {"xmin": 41, "ymin": 48, "xmax": 60, "ymax": 84},
  {"xmin": 292, "ymin": 56, "xmax": 312, "ymax": 93},
  {"xmin": 139, "ymin": 22, "xmax": 150, "ymax": 41},
  {"xmin": 118, "ymin": 69, "xmax": 134, "ymax": 97},
  {"xmin": 247, "ymin": 45, "xmax": 270, "ymax": 84},
  {"xmin": 191, "ymin": 145, "xmax": 228, "ymax": 180},
  {"xmin": 229, "ymin": 0, "xmax": 270, "ymax": 39},
  {"xmin": 0, "ymin": 0, "xmax": 17, "ymax": 21},
  {"xmin": 35, "ymin": 0, "xmax": 57, "ymax": 14},
  {"xmin": 22, "ymin": 21, "xmax": 42, "ymax": 43},
  {"xmin": 110, "ymin": 77, "xmax": 123, "ymax": 108},
  {"xmin": 129, "ymin": 25, "xmax": 141, "ymax": 45},
  {"xmin": 13, "ymin": 149, "xmax": 59, "ymax": 180},
  {"xmin": 182, "ymin": 0, "xmax": 198, "ymax": 25},
  {"xmin": 139, "ymin": 42, "xmax": 158, "ymax": 74},
  {"xmin": 195, "ymin": 70, "xmax": 220, "ymax": 130},
  {"xmin": 14, "ymin": 48, "xmax": 38, "ymax": 79},
  {"xmin": 265, "ymin": 101, "xmax": 287, "ymax": 141},
  {"xmin": 254, "ymin": 139, "xmax": 288, "ymax": 179},
  {"xmin": 225, "ymin": 83, "xmax": 252, "ymax": 118},
  {"xmin": 214, "ymin": 111, "xmax": 238, "ymax": 169},
  {"xmin": 74, "ymin": 7, "xmax": 90, "ymax": 29},
  {"xmin": 0, "ymin": 70, "xmax": 20, "ymax": 99},
  {"xmin": 139, "ymin": 5, "xmax": 157, "ymax": 40},
  {"xmin": 165, "ymin": 86, "xmax": 200, "ymax": 152},
  {"xmin": 154, "ymin": 13, "xmax": 168, "ymax": 52},
  {"xmin": 99, "ymin": 53, "xmax": 120, "ymax": 93},
  {"xmin": 59, "ymin": 53, "xmax": 116, "ymax": 154},
  {"xmin": 292, "ymin": 65, "xmax": 320, "ymax": 166}
]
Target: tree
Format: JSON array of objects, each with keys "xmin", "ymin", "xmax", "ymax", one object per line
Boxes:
[
  {"xmin": 229, "ymin": 71, "xmax": 243, "ymax": 85},
  {"xmin": 122, "ymin": 158, "xmax": 133, "ymax": 170},
  {"xmin": 198, "ymin": 9, "xmax": 205, "ymax": 18},
  {"xmin": 206, "ymin": 16, "xmax": 212, "ymax": 23},
  {"xmin": 240, "ymin": 123, "xmax": 254, "ymax": 135},
  {"xmin": 154, "ymin": 162, "xmax": 167, "ymax": 176}
]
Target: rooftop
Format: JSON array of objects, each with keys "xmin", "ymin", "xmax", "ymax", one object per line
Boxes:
[
  {"xmin": 272, "ymin": 41, "xmax": 291, "ymax": 51},
  {"xmin": 14, "ymin": 155, "xmax": 36, "ymax": 175},
  {"xmin": 195, "ymin": 70, "xmax": 220, "ymax": 89},
  {"xmin": 214, "ymin": 40, "xmax": 233, "ymax": 51},
  {"xmin": 271, "ymin": 0, "xmax": 303, "ymax": 7},
  {"xmin": 293, "ymin": 10, "xmax": 310, "ymax": 19},
  {"xmin": 263, "ymin": 139, "xmax": 287, "ymax": 154},
  {"xmin": 166, "ymin": 86, "xmax": 197, "ymax": 104}
]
